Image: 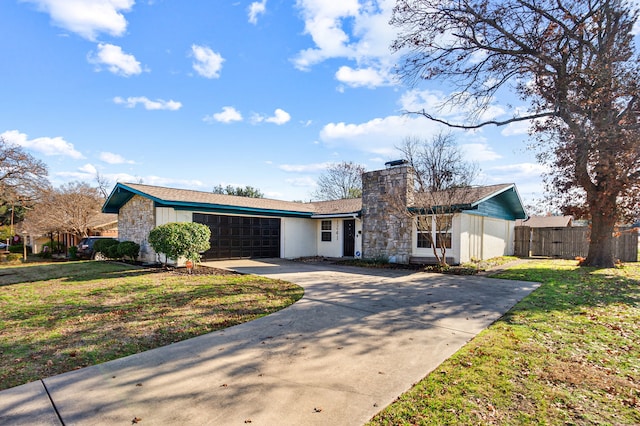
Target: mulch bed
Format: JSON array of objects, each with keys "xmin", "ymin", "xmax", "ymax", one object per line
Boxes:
[{"xmin": 167, "ymin": 265, "xmax": 241, "ymax": 276}]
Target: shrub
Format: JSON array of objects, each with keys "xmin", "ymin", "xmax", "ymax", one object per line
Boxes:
[
  {"xmin": 148, "ymin": 222, "xmax": 211, "ymax": 266},
  {"xmin": 93, "ymin": 239, "xmax": 119, "ymax": 257},
  {"xmin": 9, "ymin": 244, "xmax": 32, "ymax": 254},
  {"xmin": 68, "ymin": 245, "xmax": 78, "ymax": 260},
  {"xmin": 105, "ymin": 244, "xmax": 120, "ymax": 260},
  {"xmin": 6, "ymin": 253, "xmax": 22, "ymax": 262},
  {"xmin": 117, "ymin": 241, "xmax": 140, "ymax": 261}
]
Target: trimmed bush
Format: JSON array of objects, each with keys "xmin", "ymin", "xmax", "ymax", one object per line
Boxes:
[
  {"xmin": 117, "ymin": 241, "xmax": 140, "ymax": 261},
  {"xmin": 105, "ymin": 244, "xmax": 120, "ymax": 260},
  {"xmin": 148, "ymin": 222, "xmax": 211, "ymax": 266},
  {"xmin": 93, "ymin": 239, "xmax": 119, "ymax": 257}
]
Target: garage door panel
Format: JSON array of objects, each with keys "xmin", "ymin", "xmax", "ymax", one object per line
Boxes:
[{"xmin": 193, "ymin": 213, "xmax": 281, "ymax": 260}]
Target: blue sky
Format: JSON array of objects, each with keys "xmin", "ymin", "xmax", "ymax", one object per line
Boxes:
[{"xmin": 4, "ymin": 0, "xmax": 631, "ymax": 205}]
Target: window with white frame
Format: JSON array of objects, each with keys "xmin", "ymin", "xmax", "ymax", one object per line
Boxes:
[
  {"xmin": 416, "ymin": 215, "xmax": 452, "ymax": 249},
  {"xmin": 321, "ymin": 220, "xmax": 332, "ymax": 242}
]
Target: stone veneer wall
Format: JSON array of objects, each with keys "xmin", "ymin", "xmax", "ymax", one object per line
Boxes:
[
  {"xmin": 361, "ymin": 165, "xmax": 414, "ymax": 263},
  {"xmin": 118, "ymin": 194, "xmax": 157, "ymax": 263}
]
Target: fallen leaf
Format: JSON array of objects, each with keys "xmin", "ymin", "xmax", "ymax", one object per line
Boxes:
[{"xmin": 136, "ymin": 383, "xmax": 143, "ymax": 387}]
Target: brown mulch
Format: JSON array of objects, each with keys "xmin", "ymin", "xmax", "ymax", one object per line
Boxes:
[{"xmin": 169, "ymin": 265, "xmax": 241, "ymax": 276}]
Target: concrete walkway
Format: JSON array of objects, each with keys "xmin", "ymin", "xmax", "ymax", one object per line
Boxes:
[{"xmin": 0, "ymin": 259, "xmax": 539, "ymax": 425}]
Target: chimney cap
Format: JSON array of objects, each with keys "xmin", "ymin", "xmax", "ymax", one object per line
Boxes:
[{"xmin": 385, "ymin": 159, "xmax": 409, "ymax": 168}]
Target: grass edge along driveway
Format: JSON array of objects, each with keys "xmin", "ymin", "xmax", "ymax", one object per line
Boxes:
[
  {"xmin": 0, "ymin": 261, "xmax": 303, "ymax": 391},
  {"xmin": 368, "ymin": 259, "xmax": 640, "ymax": 425}
]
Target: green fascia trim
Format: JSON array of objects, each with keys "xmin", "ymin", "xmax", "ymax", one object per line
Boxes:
[
  {"xmin": 407, "ymin": 205, "xmax": 473, "ymax": 215},
  {"xmin": 169, "ymin": 203, "xmax": 313, "ymax": 218}
]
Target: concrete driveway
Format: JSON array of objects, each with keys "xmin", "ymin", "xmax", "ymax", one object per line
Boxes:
[{"xmin": 0, "ymin": 259, "xmax": 539, "ymax": 425}]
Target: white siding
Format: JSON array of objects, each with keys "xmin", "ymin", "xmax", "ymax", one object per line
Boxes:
[
  {"xmin": 482, "ymin": 217, "xmax": 513, "ymax": 259},
  {"xmin": 459, "ymin": 214, "xmax": 483, "ymax": 263},
  {"xmin": 315, "ymin": 218, "xmax": 362, "ymax": 258},
  {"xmin": 281, "ymin": 218, "xmax": 317, "ymax": 258},
  {"xmin": 317, "ymin": 219, "xmax": 342, "ymax": 258},
  {"xmin": 414, "ymin": 213, "xmax": 516, "ymax": 264},
  {"xmin": 156, "ymin": 207, "xmax": 191, "ymax": 226}
]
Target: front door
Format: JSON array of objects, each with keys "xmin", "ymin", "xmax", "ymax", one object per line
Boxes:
[{"xmin": 343, "ymin": 219, "xmax": 355, "ymax": 257}]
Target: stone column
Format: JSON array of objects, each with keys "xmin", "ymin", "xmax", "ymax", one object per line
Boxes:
[{"xmin": 361, "ymin": 164, "xmax": 414, "ymax": 263}]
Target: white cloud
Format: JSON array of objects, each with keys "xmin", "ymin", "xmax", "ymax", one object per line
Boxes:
[
  {"xmin": 113, "ymin": 96, "xmax": 182, "ymax": 110},
  {"xmin": 335, "ymin": 66, "xmax": 387, "ymax": 88},
  {"xmin": 248, "ymin": 0, "xmax": 267, "ymax": 24},
  {"xmin": 460, "ymin": 143, "xmax": 502, "ymax": 162},
  {"xmin": 481, "ymin": 163, "xmax": 547, "ymax": 199},
  {"xmin": 205, "ymin": 106, "xmax": 243, "ymax": 124},
  {"xmin": 252, "ymin": 108, "xmax": 291, "ymax": 125},
  {"xmin": 78, "ymin": 163, "xmax": 97, "ymax": 174},
  {"xmin": 23, "ymin": 0, "xmax": 134, "ymax": 40},
  {"xmin": 1, "ymin": 129, "xmax": 84, "ymax": 159},
  {"xmin": 88, "ymin": 43, "xmax": 143, "ymax": 76},
  {"xmin": 266, "ymin": 108, "xmax": 291, "ymax": 125},
  {"xmin": 292, "ymin": 0, "xmax": 397, "ymax": 87},
  {"xmin": 100, "ymin": 151, "xmax": 134, "ymax": 164},
  {"xmin": 320, "ymin": 114, "xmax": 450, "ymax": 156},
  {"xmin": 279, "ymin": 162, "xmax": 332, "ymax": 173},
  {"xmin": 190, "ymin": 44, "xmax": 224, "ymax": 79}
]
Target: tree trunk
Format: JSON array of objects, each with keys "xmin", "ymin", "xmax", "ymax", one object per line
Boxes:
[{"xmin": 583, "ymin": 199, "xmax": 617, "ymax": 267}]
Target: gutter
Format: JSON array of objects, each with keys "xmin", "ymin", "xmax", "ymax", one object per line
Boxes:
[{"xmin": 310, "ymin": 212, "xmax": 361, "ymax": 219}]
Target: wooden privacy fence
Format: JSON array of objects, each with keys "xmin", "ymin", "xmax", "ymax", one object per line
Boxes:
[{"xmin": 514, "ymin": 226, "xmax": 638, "ymax": 262}]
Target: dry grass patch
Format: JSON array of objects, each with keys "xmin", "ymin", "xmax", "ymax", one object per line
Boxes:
[{"xmin": 0, "ymin": 261, "xmax": 303, "ymax": 391}]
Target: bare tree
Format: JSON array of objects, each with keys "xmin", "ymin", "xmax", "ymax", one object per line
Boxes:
[
  {"xmin": 391, "ymin": 0, "xmax": 640, "ymax": 267},
  {"xmin": 0, "ymin": 137, "xmax": 51, "ymax": 234},
  {"xmin": 24, "ymin": 182, "xmax": 102, "ymax": 238},
  {"xmin": 95, "ymin": 171, "xmax": 112, "ymax": 199},
  {"xmin": 313, "ymin": 161, "xmax": 366, "ymax": 201},
  {"xmin": 391, "ymin": 134, "xmax": 479, "ymax": 267}
]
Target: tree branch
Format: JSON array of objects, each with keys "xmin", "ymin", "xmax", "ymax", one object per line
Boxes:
[{"xmin": 404, "ymin": 109, "xmax": 554, "ymax": 129}]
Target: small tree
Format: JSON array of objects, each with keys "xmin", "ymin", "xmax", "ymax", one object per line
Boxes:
[
  {"xmin": 312, "ymin": 161, "xmax": 366, "ymax": 201},
  {"xmin": 148, "ymin": 222, "xmax": 211, "ymax": 266},
  {"xmin": 212, "ymin": 185, "xmax": 264, "ymax": 198},
  {"xmin": 391, "ymin": 134, "xmax": 479, "ymax": 267}
]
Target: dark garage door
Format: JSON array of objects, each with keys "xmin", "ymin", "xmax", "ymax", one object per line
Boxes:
[{"xmin": 193, "ymin": 213, "xmax": 281, "ymax": 260}]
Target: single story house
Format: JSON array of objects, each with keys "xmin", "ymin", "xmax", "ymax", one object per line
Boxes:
[{"xmin": 102, "ymin": 163, "xmax": 526, "ymax": 265}]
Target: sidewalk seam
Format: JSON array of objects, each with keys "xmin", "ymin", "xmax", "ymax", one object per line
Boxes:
[{"xmin": 41, "ymin": 380, "xmax": 65, "ymax": 426}]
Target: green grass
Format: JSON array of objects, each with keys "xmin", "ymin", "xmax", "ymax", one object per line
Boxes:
[
  {"xmin": 0, "ymin": 261, "xmax": 303, "ymax": 391},
  {"xmin": 368, "ymin": 259, "xmax": 640, "ymax": 425}
]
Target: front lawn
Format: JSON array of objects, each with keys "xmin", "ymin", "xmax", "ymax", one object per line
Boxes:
[
  {"xmin": 0, "ymin": 261, "xmax": 303, "ymax": 391},
  {"xmin": 368, "ymin": 259, "xmax": 640, "ymax": 425}
]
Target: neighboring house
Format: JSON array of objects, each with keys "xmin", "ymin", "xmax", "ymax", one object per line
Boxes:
[
  {"xmin": 102, "ymin": 163, "xmax": 526, "ymax": 265},
  {"xmin": 22, "ymin": 213, "xmax": 118, "ymax": 254},
  {"xmin": 515, "ymin": 215, "xmax": 573, "ymax": 228}
]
